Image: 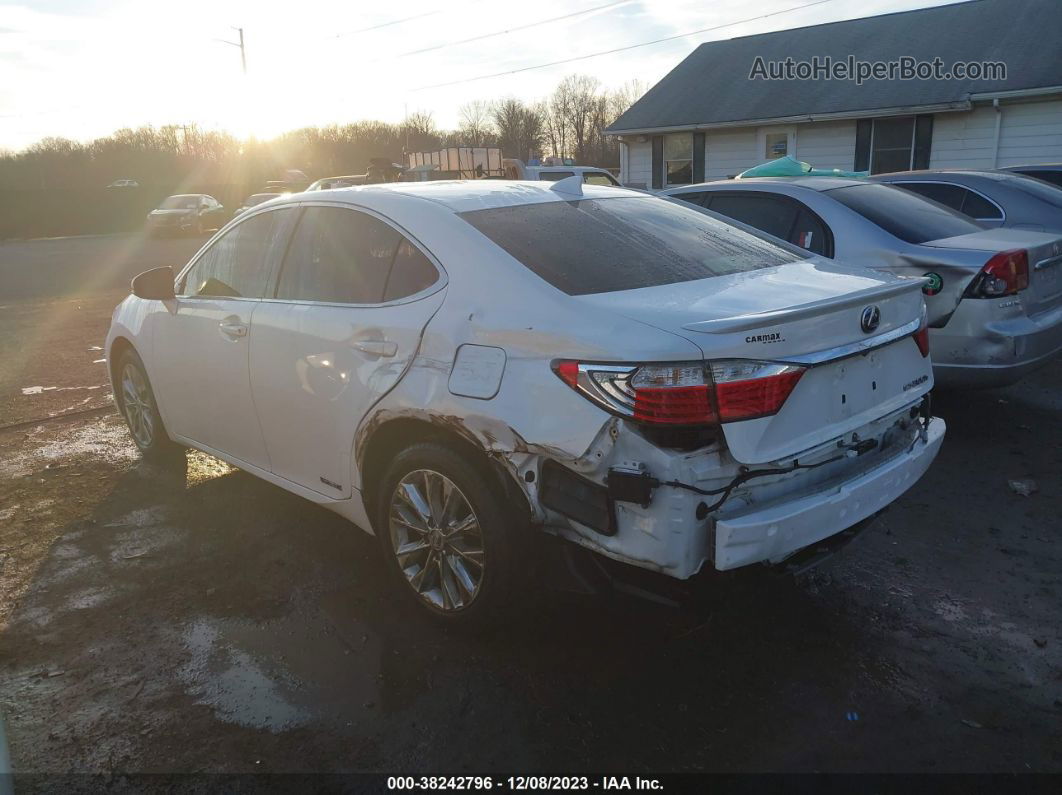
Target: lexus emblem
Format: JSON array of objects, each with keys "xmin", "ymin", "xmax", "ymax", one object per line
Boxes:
[{"xmin": 860, "ymin": 305, "xmax": 881, "ymax": 333}]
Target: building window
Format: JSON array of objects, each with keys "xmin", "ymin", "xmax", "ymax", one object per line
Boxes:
[
  {"xmin": 765, "ymin": 132, "xmax": 789, "ymax": 159},
  {"xmin": 856, "ymin": 115, "xmax": 933, "ymax": 174},
  {"xmin": 870, "ymin": 116, "xmax": 915, "ymax": 174},
  {"xmin": 663, "ymin": 133, "xmax": 693, "ymax": 185}
]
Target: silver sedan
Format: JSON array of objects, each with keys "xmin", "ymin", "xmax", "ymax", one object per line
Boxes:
[
  {"xmin": 663, "ymin": 178, "xmax": 1062, "ymax": 388},
  {"xmin": 870, "ymin": 170, "xmax": 1062, "ymax": 233}
]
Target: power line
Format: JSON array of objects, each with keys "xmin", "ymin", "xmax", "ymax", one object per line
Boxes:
[
  {"xmin": 411, "ymin": 0, "xmax": 839, "ymax": 91},
  {"xmin": 334, "ymin": 10, "xmax": 443, "ymax": 38},
  {"xmin": 385, "ymin": 0, "xmax": 635, "ymax": 60}
]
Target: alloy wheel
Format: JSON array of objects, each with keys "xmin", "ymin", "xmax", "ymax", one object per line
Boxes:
[
  {"xmin": 121, "ymin": 363, "xmax": 155, "ymax": 448},
  {"xmin": 388, "ymin": 469, "xmax": 485, "ymax": 612}
]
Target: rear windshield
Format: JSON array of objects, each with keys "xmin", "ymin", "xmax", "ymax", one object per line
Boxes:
[
  {"xmin": 160, "ymin": 196, "xmax": 199, "ymax": 209},
  {"xmin": 458, "ymin": 197, "xmax": 803, "ymax": 296},
  {"xmin": 826, "ymin": 183, "xmax": 983, "ymax": 244},
  {"xmin": 1004, "ymin": 174, "xmax": 1062, "ymax": 208}
]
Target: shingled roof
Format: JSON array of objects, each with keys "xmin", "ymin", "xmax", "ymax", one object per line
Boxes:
[{"xmin": 607, "ymin": 0, "xmax": 1062, "ymax": 134}]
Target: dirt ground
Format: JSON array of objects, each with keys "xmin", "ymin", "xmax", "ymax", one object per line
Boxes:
[{"xmin": 0, "ymin": 236, "xmax": 1060, "ymax": 778}]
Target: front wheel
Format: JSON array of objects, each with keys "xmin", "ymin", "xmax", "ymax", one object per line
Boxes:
[
  {"xmin": 376, "ymin": 443, "xmax": 525, "ymax": 626},
  {"xmin": 116, "ymin": 349, "xmax": 180, "ymax": 461}
]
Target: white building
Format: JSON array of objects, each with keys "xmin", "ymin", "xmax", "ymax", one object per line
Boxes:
[{"xmin": 608, "ymin": 0, "xmax": 1062, "ymax": 188}]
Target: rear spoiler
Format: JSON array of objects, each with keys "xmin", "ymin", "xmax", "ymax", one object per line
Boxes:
[{"xmin": 682, "ymin": 278, "xmax": 927, "ymax": 334}]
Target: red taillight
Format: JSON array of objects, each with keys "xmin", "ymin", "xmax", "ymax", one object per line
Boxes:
[
  {"xmin": 912, "ymin": 304, "xmax": 930, "ymax": 357},
  {"xmin": 556, "ymin": 359, "xmax": 579, "ymax": 388},
  {"xmin": 552, "ymin": 359, "xmax": 804, "ymax": 427},
  {"xmin": 967, "ymin": 249, "xmax": 1029, "ymax": 297},
  {"xmin": 913, "ymin": 326, "xmax": 930, "ymax": 357},
  {"xmin": 715, "ymin": 368, "xmax": 804, "ymax": 421},
  {"xmin": 633, "ymin": 385, "xmax": 714, "ymax": 424}
]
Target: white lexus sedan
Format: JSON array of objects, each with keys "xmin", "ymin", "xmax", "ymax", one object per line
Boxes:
[{"xmin": 107, "ymin": 179, "xmax": 945, "ymax": 625}]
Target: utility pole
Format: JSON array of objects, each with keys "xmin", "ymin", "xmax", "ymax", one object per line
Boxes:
[{"xmin": 216, "ymin": 27, "xmax": 247, "ymax": 75}]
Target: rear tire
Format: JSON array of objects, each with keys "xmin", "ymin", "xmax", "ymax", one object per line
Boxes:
[
  {"xmin": 375, "ymin": 442, "xmax": 525, "ymax": 628},
  {"xmin": 116, "ymin": 349, "xmax": 181, "ymax": 462}
]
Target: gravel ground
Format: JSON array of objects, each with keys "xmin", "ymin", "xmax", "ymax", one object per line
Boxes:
[{"xmin": 0, "ymin": 236, "xmax": 1059, "ymax": 779}]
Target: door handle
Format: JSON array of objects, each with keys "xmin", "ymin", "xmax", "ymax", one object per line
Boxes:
[
  {"xmin": 351, "ymin": 339, "xmax": 397, "ymax": 357},
  {"xmin": 219, "ymin": 320, "xmax": 248, "ymax": 339}
]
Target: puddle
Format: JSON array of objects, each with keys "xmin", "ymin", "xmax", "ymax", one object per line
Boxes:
[
  {"xmin": 109, "ymin": 522, "xmax": 185, "ymax": 563},
  {"xmin": 21, "ymin": 385, "xmax": 104, "ymax": 396},
  {"xmin": 67, "ymin": 585, "xmax": 115, "ymax": 610},
  {"xmin": 0, "ymin": 417, "xmax": 140, "ymax": 478},
  {"xmin": 105, "ymin": 506, "xmax": 168, "ymax": 529},
  {"xmin": 178, "ymin": 609, "xmax": 386, "ymax": 733}
]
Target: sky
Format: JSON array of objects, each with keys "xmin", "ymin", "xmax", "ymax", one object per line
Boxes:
[{"xmin": 0, "ymin": 0, "xmax": 962, "ymax": 152}]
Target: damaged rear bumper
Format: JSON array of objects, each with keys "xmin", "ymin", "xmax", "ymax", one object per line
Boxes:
[
  {"xmin": 714, "ymin": 417, "xmax": 944, "ymax": 570},
  {"xmin": 539, "ymin": 403, "xmax": 944, "ymax": 581}
]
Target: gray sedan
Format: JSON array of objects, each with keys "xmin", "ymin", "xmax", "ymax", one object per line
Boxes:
[
  {"xmin": 663, "ymin": 178, "xmax": 1062, "ymax": 388},
  {"xmin": 870, "ymin": 170, "xmax": 1062, "ymax": 233},
  {"xmin": 1001, "ymin": 164, "xmax": 1062, "ymax": 190}
]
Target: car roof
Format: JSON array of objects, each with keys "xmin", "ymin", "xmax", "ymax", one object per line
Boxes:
[
  {"xmin": 288, "ymin": 179, "xmax": 637, "ymax": 213},
  {"xmin": 537, "ymin": 165, "xmax": 611, "ymax": 172},
  {"xmin": 872, "ymin": 169, "xmax": 1021, "ymax": 183},
  {"xmin": 669, "ymin": 176, "xmax": 866, "ymax": 192}
]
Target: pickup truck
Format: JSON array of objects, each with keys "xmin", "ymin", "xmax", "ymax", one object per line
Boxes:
[{"xmin": 503, "ymin": 158, "xmax": 621, "ymax": 186}]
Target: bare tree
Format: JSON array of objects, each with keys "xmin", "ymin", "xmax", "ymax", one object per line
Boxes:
[
  {"xmin": 457, "ymin": 101, "xmax": 496, "ymax": 147},
  {"xmin": 490, "ymin": 98, "xmax": 545, "ymax": 162},
  {"xmin": 402, "ymin": 110, "xmax": 440, "ymax": 152}
]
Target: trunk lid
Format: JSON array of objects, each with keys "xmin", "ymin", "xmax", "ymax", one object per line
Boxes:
[
  {"xmin": 578, "ymin": 259, "xmax": 931, "ymax": 464},
  {"xmin": 922, "ymin": 228, "xmax": 1062, "ymax": 316}
]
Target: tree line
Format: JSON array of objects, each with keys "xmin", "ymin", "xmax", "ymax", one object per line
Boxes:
[{"xmin": 0, "ymin": 75, "xmax": 644, "ymax": 192}]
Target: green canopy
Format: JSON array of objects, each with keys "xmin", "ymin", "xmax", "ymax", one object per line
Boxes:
[{"xmin": 736, "ymin": 156, "xmax": 868, "ymax": 179}]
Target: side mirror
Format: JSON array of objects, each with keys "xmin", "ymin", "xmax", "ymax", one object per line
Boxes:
[{"xmin": 131, "ymin": 266, "xmax": 176, "ymax": 300}]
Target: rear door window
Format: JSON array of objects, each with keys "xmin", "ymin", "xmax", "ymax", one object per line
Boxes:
[
  {"xmin": 826, "ymin": 183, "xmax": 983, "ymax": 244},
  {"xmin": 276, "ymin": 206, "xmax": 440, "ymax": 304},
  {"xmin": 459, "ymin": 197, "xmax": 802, "ymax": 296},
  {"xmin": 790, "ymin": 209, "xmax": 830, "ymax": 256},
  {"xmin": 959, "ymin": 190, "xmax": 1003, "ymax": 220},
  {"xmin": 893, "ymin": 182, "xmax": 967, "ymax": 212},
  {"xmin": 383, "ymin": 239, "xmax": 440, "ymax": 302},
  {"xmin": 538, "ymin": 171, "xmax": 575, "ymax": 182},
  {"xmin": 705, "ymin": 193, "xmax": 799, "ymax": 240},
  {"xmin": 179, "ymin": 208, "xmax": 292, "ymax": 297},
  {"xmin": 583, "ymin": 172, "xmax": 619, "ymax": 186}
]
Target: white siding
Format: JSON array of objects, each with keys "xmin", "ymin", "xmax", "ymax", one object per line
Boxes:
[
  {"xmin": 794, "ymin": 120, "xmax": 857, "ymax": 171},
  {"xmin": 618, "ymin": 98, "xmax": 1062, "ymax": 185},
  {"xmin": 700, "ymin": 121, "xmax": 857, "ymax": 178},
  {"xmin": 931, "ymin": 99, "xmax": 1062, "ymax": 169},
  {"xmin": 997, "ymin": 99, "xmax": 1062, "ymax": 166},
  {"xmin": 704, "ymin": 129, "xmax": 757, "ymax": 180},
  {"xmin": 622, "ymin": 139, "xmax": 652, "ymax": 187},
  {"xmin": 929, "ymin": 106, "xmax": 998, "ymax": 168}
]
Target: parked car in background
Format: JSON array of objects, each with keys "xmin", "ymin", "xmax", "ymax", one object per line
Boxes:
[
  {"xmin": 870, "ymin": 170, "xmax": 1062, "ymax": 232},
  {"xmin": 107, "ymin": 178, "xmax": 139, "ymax": 188},
  {"xmin": 663, "ymin": 178, "xmax": 1062, "ymax": 388},
  {"xmin": 1001, "ymin": 164, "xmax": 1062, "ymax": 190},
  {"xmin": 109, "ymin": 179, "xmax": 942, "ymax": 624},
  {"xmin": 145, "ymin": 194, "xmax": 226, "ymax": 236},
  {"xmin": 307, "ymin": 175, "xmax": 367, "ymax": 191},
  {"xmin": 503, "ymin": 158, "xmax": 621, "ymax": 186},
  {"xmin": 234, "ymin": 192, "xmax": 284, "ymax": 216}
]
